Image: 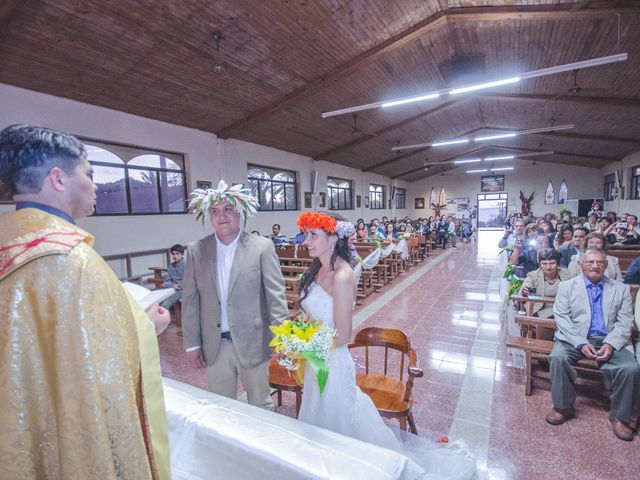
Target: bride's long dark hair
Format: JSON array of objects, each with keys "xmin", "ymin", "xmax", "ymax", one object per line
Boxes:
[{"xmin": 300, "ymin": 211, "xmax": 352, "ymax": 301}]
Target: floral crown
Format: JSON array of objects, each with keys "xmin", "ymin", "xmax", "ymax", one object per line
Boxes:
[
  {"xmin": 188, "ymin": 180, "xmax": 259, "ymax": 225},
  {"xmin": 296, "ymin": 212, "xmax": 355, "ymax": 239}
]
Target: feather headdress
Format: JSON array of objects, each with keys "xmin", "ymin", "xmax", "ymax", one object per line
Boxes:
[{"xmin": 188, "ymin": 180, "xmax": 259, "ymax": 225}]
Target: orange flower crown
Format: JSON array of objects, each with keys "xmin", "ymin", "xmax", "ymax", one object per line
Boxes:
[{"xmin": 296, "ymin": 212, "xmax": 338, "ymax": 234}]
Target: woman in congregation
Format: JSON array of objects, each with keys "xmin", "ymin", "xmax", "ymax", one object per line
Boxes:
[
  {"xmin": 553, "ymin": 223, "xmax": 574, "ymax": 250},
  {"xmin": 295, "ymin": 211, "xmax": 476, "ymax": 479},
  {"xmin": 355, "ymin": 219, "xmax": 367, "ymax": 241},
  {"xmin": 520, "ymin": 248, "xmax": 572, "ymax": 319},
  {"xmin": 384, "ymin": 222, "xmax": 396, "ymax": 242},
  {"xmin": 567, "ymin": 232, "xmax": 623, "ymax": 280}
]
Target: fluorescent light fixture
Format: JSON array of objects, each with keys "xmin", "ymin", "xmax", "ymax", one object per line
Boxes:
[
  {"xmin": 450, "ymin": 77, "xmax": 520, "ymax": 95},
  {"xmin": 453, "ymin": 158, "xmax": 481, "ymax": 164},
  {"xmin": 491, "ymin": 167, "xmax": 514, "ymax": 172},
  {"xmin": 466, "ymin": 168, "xmax": 488, "ymax": 173},
  {"xmin": 474, "ymin": 133, "xmax": 517, "ymax": 142},
  {"xmin": 322, "ymin": 53, "xmax": 627, "ymax": 118},
  {"xmin": 392, "ymin": 124, "xmax": 573, "ymax": 151},
  {"xmin": 485, "ymin": 155, "xmax": 515, "ymax": 161},
  {"xmin": 431, "ymin": 138, "xmax": 469, "ymax": 147},
  {"xmin": 381, "ymin": 93, "xmax": 440, "ymax": 108}
]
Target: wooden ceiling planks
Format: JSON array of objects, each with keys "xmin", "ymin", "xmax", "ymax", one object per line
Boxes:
[{"xmin": 0, "ymin": 1, "xmax": 638, "ymax": 181}]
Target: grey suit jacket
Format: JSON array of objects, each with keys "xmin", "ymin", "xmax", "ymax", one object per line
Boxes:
[
  {"xmin": 182, "ymin": 231, "xmax": 289, "ymax": 369},
  {"xmin": 553, "ymin": 275, "xmax": 634, "ymax": 353},
  {"xmin": 520, "ymin": 267, "xmax": 572, "ymax": 316}
]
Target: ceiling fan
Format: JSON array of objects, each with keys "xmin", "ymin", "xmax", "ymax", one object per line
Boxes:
[
  {"xmin": 545, "ymin": 69, "xmax": 608, "ymax": 105},
  {"xmin": 336, "ymin": 113, "xmax": 378, "ymax": 137}
]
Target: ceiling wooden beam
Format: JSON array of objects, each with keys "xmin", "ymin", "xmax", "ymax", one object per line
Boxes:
[
  {"xmin": 483, "ymin": 93, "xmax": 640, "ymax": 108},
  {"xmin": 315, "ymin": 99, "xmax": 463, "ymax": 160},
  {"xmin": 392, "ymin": 144, "xmax": 617, "ymax": 179},
  {"xmin": 0, "ymin": 0, "xmax": 26, "ymax": 33},
  {"xmin": 497, "ymin": 145, "xmax": 619, "ymax": 162},
  {"xmin": 532, "ymin": 131, "xmax": 640, "ymax": 145},
  {"xmin": 215, "ymin": 11, "xmax": 448, "ymax": 139},
  {"xmin": 446, "ymin": 4, "xmax": 640, "ymax": 21}
]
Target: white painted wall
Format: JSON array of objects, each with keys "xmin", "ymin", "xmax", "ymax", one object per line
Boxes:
[
  {"xmin": 0, "ymin": 83, "xmax": 408, "ymax": 258},
  {"xmin": 600, "ymin": 151, "xmax": 640, "ymax": 215},
  {"xmin": 406, "ymin": 162, "xmax": 604, "ymax": 219}
]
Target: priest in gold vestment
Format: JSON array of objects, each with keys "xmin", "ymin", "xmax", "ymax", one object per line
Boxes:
[{"xmin": 0, "ymin": 125, "xmax": 170, "ymax": 479}]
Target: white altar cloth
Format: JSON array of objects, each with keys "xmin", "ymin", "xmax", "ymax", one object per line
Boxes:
[{"xmin": 164, "ymin": 378, "xmax": 424, "ymax": 480}]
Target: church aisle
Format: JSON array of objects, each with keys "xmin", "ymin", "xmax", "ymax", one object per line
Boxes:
[{"xmin": 158, "ymin": 231, "xmax": 638, "ymax": 479}]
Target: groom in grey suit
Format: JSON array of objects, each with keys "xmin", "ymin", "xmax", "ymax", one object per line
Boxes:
[
  {"xmin": 547, "ymin": 247, "xmax": 640, "ymax": 441},
  {"xmin": 182, "ymin": 197, "xmax": 289, "ymax": 409}
]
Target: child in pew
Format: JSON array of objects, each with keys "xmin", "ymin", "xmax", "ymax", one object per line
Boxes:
[{"xmin": 161, "ymin": 243, "xmax": 185, "ymax": 309}]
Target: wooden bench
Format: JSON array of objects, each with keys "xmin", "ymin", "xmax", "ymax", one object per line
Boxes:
[
  {"xmin": 148, "ymin": 266, "xmax": 168, "ymax": 289},
  {"xmin": 508, "ymin": 311, "xmax": 640, "ymax": 396},
  {"xmin": 607, "ymin": 247, "xmax": 640, "ymax": 274}
]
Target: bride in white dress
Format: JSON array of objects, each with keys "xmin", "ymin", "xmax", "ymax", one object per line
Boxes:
[{"xmin": 295, "ymin": 211, "xmax": 476, "ymax": 480}]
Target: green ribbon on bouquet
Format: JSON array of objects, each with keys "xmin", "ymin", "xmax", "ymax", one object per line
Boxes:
[{"xmin": 301, "ymin": 352, "xmax": 329, "ymax": 394}]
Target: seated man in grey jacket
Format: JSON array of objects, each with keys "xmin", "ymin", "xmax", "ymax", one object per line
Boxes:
[{"xmin": 546, "ymin": 247, "xmax": 640, "ymax": 441}]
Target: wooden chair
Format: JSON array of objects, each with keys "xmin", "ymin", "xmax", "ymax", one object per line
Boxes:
[
  {"xmin": 269, "ymin": 358, "xmax": 302, "ymax": 417},
  {"xmin": 348, "ymin": 327, "xmax": 423, "ymax": 433}
]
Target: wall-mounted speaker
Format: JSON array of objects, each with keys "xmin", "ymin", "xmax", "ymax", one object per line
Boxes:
[
  {"xmin": 311, "ymin": 170, "xmax": 319, "ymax": 194},
  {"xmin": 391, "ymin": 186, "xmax": 396, "ymax": 200}
]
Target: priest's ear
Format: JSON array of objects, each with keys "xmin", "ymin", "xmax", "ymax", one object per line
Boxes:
[{"xmin": 47, "ymin": 166, "xmax": 66, "ymax": 192}]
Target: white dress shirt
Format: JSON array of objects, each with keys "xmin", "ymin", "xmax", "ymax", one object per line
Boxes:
[{"xmin": 216, "ymin": 231, "xmax": 241, "ymax": 333}]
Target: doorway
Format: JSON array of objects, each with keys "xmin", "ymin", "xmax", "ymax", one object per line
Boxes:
[{"xmin": 477, "ymin": 193, "xmax": 508, "ymax": 230}]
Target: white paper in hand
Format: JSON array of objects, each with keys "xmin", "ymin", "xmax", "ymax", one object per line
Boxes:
[{"xmin": 122, "ymin": 282, "xmax": 175, "ymax": 311}]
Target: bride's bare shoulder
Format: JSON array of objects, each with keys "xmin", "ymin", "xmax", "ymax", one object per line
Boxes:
[{"xmin": 332, "ymin": 262, "xmax": 354, "ymax": 286}]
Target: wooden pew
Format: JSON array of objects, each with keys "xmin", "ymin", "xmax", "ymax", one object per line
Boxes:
[
  {"xmin": 507, "ymin": 291, "xmax": 640, "ymax": 396},
  {"xmin": 607, "ymin": 247, "xmax": 640, "ymax": 274}
]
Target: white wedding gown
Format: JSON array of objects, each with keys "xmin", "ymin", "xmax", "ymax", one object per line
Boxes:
[{"xmin": 298, "ymin": 283, "xmax": 477, "ymax": 480}]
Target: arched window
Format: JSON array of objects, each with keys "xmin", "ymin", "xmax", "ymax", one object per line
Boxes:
[
  {"xmin": 84, "ymin": 140, "xmax": 187, "ymax": 215},
  {"xmin": 369, "ymin": 184, "xmax": 385, "ymax": 209},
  {"xmin": 247, "ymin": 165, "xmax": 297, "ymax": 211},
  {"xmin": 327, "ymin": 177, "xmax": 352, "ymax": 210}
]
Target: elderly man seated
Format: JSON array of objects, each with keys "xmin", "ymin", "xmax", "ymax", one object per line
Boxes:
[
  {"xmin": 546, "ymin": 247, "xmax": 640, "ymax": 441},
  {"xmin": 520, "ymin": 248, "xmax": 572, "ymax": 319}
]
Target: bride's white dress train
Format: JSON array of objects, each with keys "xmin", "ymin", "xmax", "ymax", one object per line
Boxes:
[{"xmin": 298, "ymin": 283, "xmax": 476, "ymax": 480}]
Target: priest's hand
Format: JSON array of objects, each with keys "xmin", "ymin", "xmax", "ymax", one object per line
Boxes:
[
  {"xmin": 148, "ymin": 303, "xmax": 171, "ymax": 335},
  {"xmin": 186, "ymin": 349, "xmax": 207, "ymax": 369}
]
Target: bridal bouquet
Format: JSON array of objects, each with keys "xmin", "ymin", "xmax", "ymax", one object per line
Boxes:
[{"xmin": 269, "ymin": 316, "xmax": 336, "ymax": 394}]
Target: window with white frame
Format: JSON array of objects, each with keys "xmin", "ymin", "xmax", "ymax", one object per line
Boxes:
[
  {"xmin": 369, "ymin": 184, "xmax": 385, "ymax": 209},
  {"xmin": 84, "ymin": 141, "xmax": 187, "ymax": 216},
  {"xmin": 327, "ymin": 177, "xmax": 353, "ymax": 210},
  {"xmin": 247, "ymin": 165, "xmax": 298, "ymax": 210},
  {"xmin": 631, "ymin": 166, "xmax": 640, "ymax": 200}
]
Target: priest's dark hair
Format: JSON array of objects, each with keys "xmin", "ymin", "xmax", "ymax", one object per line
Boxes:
[{"xmin": 0, "ymin": 124, "xmax": 86, "ymax": 195}]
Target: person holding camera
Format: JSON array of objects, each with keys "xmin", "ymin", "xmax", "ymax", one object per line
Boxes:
[
  {"xmin": 546, "ymin": 248, "xmax": 639, "ymax": 441},
  {"xmin": 509, "ymin": 224, "xmax": 544, "ymax": 277},
  {"xmin": 498, "ymin": 218, "xmax": 525, "ymax": 249}
]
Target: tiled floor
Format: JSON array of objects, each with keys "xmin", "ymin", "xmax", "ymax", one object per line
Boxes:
[{"xmin": 158, "ymin": 231, "xmax": 639, "ymax": 480}]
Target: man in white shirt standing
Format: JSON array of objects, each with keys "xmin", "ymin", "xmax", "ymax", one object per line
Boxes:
[{"xmin": 182, "ymin": 181, "xmax": 289, "ymax": 408}]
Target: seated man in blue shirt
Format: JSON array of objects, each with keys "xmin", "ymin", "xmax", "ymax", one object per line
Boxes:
[
  {"xmin": 547, "ymin": 247, "xmax": 640, "ymax": 441},
  {"xmin": 160, "ymin": 244, "xmax": 185, "ymax": 309}
]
